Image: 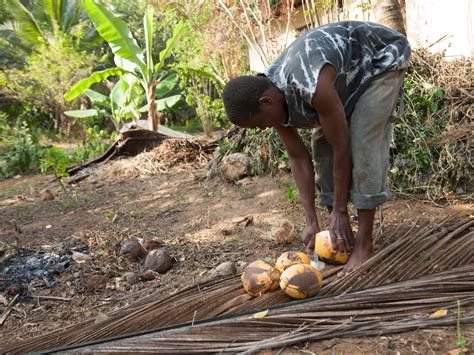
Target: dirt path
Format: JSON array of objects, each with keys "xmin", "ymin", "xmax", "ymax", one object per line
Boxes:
[{"xmin": 0, "ymin": 157, "xmax": 472, "ymax": 353}]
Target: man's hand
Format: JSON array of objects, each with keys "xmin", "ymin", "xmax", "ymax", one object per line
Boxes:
[
  {"xmin": 302, "ymin": 223, "xmax": 320, "ymax": 251},
  {"xmin": 328, "ymin": 210, "xmax": 354, "ymax": 253}
]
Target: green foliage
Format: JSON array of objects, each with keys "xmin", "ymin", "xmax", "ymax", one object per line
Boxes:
[
  {"xmin": 0, "ymin": 35, "xmax": 97, "ymax": 132},
  {"xmin": 390, "ymin": 72, "xmax": 447, "ymax": 197},
  {"xmin": 235, "ymin": 128, "xmax": 311, "ymax": 176},
  {"xmin": 39, "ymin": 146, "xmax": 71, "ymax": 178},
  {"xmin": 158, "ymin": 2, "xmax": 247, "ymax": 135},
  {"xmin": 70, "ymin": 125, "xmax": 114, "ymax": 163},
  {"xmin": 1, "ymin": 0, "xmax": 98, "ymax": 67},
  {"xmin": 282, "ymin": 182, "xmax": 299, "ymax": 204},
  {"xmin": 457, "ymin": 300, "xmax": 469, "ymax": 349},
  {"xmin": 0, "ymin": 108, "xmax": 112, "ymax": 179},
  {"xmin": 66, "ymin": 1, "xmax": 186, "ymax": 130},
  {"xmin": 0, "ymin": 114, "xmax": 42, "ymax": 178}
]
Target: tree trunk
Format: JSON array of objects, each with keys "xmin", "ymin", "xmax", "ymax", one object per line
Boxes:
[
  {"xmin": 372, "ymin": 0, "xmax": 406, "ymax": 36},
  {"xmin": 147, "ymin": 82, "xmax": 159, "ymax": 131}
]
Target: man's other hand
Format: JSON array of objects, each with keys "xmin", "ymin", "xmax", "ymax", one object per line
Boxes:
[{"xmin": 302, "ymin": 223, "xmax": 320, "ymax": 251}]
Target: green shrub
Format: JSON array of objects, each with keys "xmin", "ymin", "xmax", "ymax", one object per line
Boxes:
[{"xmin": 0, "ymin": 113, "xmax": 43, "ymax": 178}]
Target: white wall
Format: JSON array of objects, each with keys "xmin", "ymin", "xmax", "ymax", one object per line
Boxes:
[
  {"xmin": 248, "ymin": 0, "xmax": 472, "ymax": 71},
  {"xmin": 406, "ymin": 0, "xmax": 474, "ymax": 58}
]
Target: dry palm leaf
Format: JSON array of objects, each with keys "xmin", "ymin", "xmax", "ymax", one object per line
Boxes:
[{"xmin": 3, "ymin": 214, "xmax": 473, "ymax": 353}]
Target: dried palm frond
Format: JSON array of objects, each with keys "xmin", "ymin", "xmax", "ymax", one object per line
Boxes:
[
  {"xmin": 3, "ymin": 214, "xmax": 473, "ymax": 353},
  {"xmin": 60, "ymin": 266, "xmax": 474, "ymax": 353}
]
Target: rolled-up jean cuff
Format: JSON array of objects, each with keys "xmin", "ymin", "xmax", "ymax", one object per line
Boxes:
[
  {"xmin": 351, "ymin": 189, "xmax": 390, "ymax": 209},
  {"xmin": 317, "ymin": 190, "xmax": 390, "ymax": 209}
]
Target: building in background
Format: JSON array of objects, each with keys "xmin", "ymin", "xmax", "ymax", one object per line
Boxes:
[{"xmin": 248, "ymin": 0, "xmax": 473, "ymax": 72}]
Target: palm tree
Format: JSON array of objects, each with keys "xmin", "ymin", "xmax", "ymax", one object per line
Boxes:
[
  {"xmin": 0, "ymin": 0, "xmax": 98, "ymax": 66},
  {"xmin": 371, "ymin": 0, "xmax": 406, "ymax": 36}
]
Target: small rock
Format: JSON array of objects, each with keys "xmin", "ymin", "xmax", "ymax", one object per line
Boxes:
[
  {"xmin": 220, "ymin": 153, "xmax": 251, "ymax": 182},
  {"xmin": 144, "ymin": 249, "xmax": 172, "ymax": 273},
  {"xmin": 272, "ymin": 220, "xmax": 296, "ymax": 245},
  {"xmin": 142, "ymin": 239, "xmax": 162, "ymax": 252},
  {"xmin": 140, "ymin": 270, "xmax": 156, "ymax": 281},
  {"xmin": 120, "ymin": 238, "xmax": 146, "ymax": 261},
  {"xmin": 41, "ymin": 189, "xmax": 55, "ymax": 201},
  {"xmin": 211, "ymin": 262, "xmax": 237, "ymax": 278},
  {"xmin": 123, "ymin": 272, "xmax": 140, "ymax": 285},
  {"xmin": 72, "ymin": 252, "xmax": 92, "ymax": 263}
]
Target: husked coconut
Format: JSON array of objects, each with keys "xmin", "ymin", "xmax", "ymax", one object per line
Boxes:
[
  {"xmin": 144, "ymin": 249, "xmax": 172, "ymax": 273},
  {"xmin": 275, "ymin": 251, "xmax": 311, "ymax": 273},
  {"xmin": 120, "ymin": 238, "xmax": 146, "ymax": 261},
  {"xmin": 140, "ymin": 270, "xmax": 156, "ymax": 281},
  {"xmin": 41, "ymin": 189, "xmax": 54, "ymax": 201},
  {"xmin": 280, "ymin": 264, "xmax": 322, "ymax": 299},
  {"xmin": 315, "ymin": 230, "xmax": 350, "ymax": 265},
  {"xmin": 241, "ymin": 260, "xmax": 281, "ymax": 297},
  {"xmin": 123, "ymin": 272, "xmax": 140, "ymax": 285},
  {"xmin": 272, "ymin": 220, "xmax": 296, "ymax": 244}
]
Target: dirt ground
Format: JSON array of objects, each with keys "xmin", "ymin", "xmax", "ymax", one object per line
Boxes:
[{"xmin": 0, "ymin": 148, "xmax": 472, "ymax": 353}]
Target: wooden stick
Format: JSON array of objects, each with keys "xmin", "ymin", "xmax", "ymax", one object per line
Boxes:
[
  {"xmin": 0, "ymin": 294, "xmax": 19, "ymax": 326},
  {"xmin": 31, "ymin": 295, "xmax": 71, "ymax": 302}
]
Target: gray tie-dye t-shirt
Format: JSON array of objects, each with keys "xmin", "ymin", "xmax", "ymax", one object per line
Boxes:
[{"xmin": 261, "ymin": 21, "xmax": 411, "ymax": 128}]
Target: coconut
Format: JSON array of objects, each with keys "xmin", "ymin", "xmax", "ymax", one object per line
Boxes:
[
  {"xmin": 120, "ymin": 238, "xmax": 146, "ymax": 261},
  {"xmin": 315, "ymin": 230, "xmax": 350, "ymax": 265},
  {"xmin": 241, "ymin": 260, "xmax": 281, "ymax": 297},
  {"xmin": 279, "ymin": 264, "xmax": 322, "ymax": 299},
  {"xmin": 123, "ymin": 272, "xmax": 140, "ymax": 285},
  {"xmin": 274, "ymin": 251, "xmax": 311, "ymax": 273},
  {"xmin": 40, "ymin": 189, "xmax": 54, "ymax": 201},
  {"xmin": 144, "ymin": 249, "xmax": 172, "ymax": 273}
]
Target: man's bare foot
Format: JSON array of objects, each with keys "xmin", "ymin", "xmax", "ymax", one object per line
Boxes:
[{"xmin": 338, "ymin": 232, "xmax": 374, "ymax": 277}]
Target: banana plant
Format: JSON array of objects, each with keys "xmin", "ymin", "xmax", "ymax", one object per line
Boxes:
[
  {"xmin": 64, "ymin": 74, "xmax": 143, "ymax": 132},
  {"xmin": 64, "ymin": 0, "xmax": 186, "ymax": 131}
]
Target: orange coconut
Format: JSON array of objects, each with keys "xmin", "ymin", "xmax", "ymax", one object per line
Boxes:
[
  {"xmin": 315, "ymin": 230, "xmax": 350, "ymax": 265},
  {"xmin": 275, "ymin": 251, "xmax": 311, "ymax": 273},
  {"xmin": 279, "ymin": 264, "xmax": 322, "ymax": 299},
  {"xmin": 241, "ymin": 260, "xmax": 281, "ymax": 297}
]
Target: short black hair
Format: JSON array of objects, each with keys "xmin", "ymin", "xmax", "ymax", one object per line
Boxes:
[{"xmin": 222, "ymin": 76, "xmax": 273, "ymax": 126}]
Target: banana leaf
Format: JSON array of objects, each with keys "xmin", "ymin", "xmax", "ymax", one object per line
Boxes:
[
  {"xmin": 84, "ymin": 0, "xmax": 146, "ymax": 78},
  {"xmin": 64, "ymin": 68, "xmax": 122, "ymax": 101}
]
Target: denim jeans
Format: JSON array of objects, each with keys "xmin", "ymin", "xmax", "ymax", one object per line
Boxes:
[{"xmin": 312, "ymin": 69, "xmax": 406, "ymax": 210}]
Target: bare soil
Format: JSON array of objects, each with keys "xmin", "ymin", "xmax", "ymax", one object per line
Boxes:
[{"xmin": 0, "ymin": 152, "xmax": 472, "ymax": 353}]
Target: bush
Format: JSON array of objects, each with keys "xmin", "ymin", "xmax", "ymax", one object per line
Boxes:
[
  {"xmin": 0, "ymin": 113, "xmax": 43, "ymax": 178},
  {"xmin": 0, "ymin": 111, "xmax": 113, "ymax": 179},
  {"xmin": 389, "ymin": 49, "xmax": 472, "ymax": 201}
]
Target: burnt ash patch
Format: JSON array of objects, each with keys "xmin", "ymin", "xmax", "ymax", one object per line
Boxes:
[{"xmin": 0, "ymin": 244, "xmax": 90, "ymax": 298}]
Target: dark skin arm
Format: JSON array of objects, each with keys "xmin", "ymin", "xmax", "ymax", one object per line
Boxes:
[
  {"xmin": 275, "ymin": 64, "xmax": 353, "ymax": 252},
  {"xmin": 311, "ymin": 64, "xmax": 354, "ymax": 253},
  {"xmin": 274, "ymin": 124, "xmax": 320, "ymax": 250}
]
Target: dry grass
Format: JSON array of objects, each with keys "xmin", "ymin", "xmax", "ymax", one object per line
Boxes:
[{"xmin": 95, "ymin": 139, "xmax": 213, "ymax": 178}]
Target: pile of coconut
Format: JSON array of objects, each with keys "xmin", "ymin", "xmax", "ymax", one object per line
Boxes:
[{"xmin": 241, "ymin": 231, "xmax": 349, "ymax": 299}]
